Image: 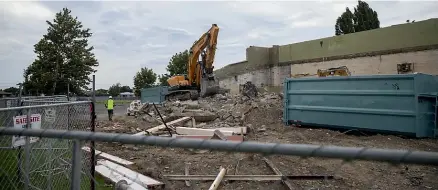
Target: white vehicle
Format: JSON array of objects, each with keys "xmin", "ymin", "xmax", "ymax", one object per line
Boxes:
[{"xmin": 126, "ymin": 100, "xmax": 142, "ymax": 116}]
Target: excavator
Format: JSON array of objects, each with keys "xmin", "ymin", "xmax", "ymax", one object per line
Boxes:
[
  {"xmin": 291, "ymin": 66, "xmax": 351, "ymax": 78},
  {"xmin": 165, "ymin": 24, "xmax": 220, "ymax": 101}
]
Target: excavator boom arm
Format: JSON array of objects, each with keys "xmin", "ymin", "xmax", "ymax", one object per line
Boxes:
[{"xmin": 187, "ymin": 24, "xmax": 219, "ymax": 85}]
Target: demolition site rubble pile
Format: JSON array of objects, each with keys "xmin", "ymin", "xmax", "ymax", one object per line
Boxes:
[{"xmin": 94, "ymin": 88, "xmax": 438, "ymax": 190}]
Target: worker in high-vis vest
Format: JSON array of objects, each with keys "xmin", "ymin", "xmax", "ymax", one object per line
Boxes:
[{"xmin": 105, "ymin": 96, "xmax": 114, "ymax": 121}]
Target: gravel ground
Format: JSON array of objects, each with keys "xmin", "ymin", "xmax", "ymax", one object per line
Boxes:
[{"xmin": 94, "ymin": 94, "xmax": 438, "ymax": 190}]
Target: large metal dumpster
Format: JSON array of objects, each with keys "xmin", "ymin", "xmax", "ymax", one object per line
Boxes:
[
  {"xmin": 141, "ymin": 86, "xmax": 168, "ymax": 104},
  {"xmin": 283, "ymin": 73, "xmax": 438, "ymax": 138}
]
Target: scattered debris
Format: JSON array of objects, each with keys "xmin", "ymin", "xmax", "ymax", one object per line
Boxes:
[{"xmin": 241, "ymin": 81, "xmax": 258, "ymax": 98}]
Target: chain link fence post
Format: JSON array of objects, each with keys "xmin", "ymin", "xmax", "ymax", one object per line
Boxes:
[
  {"xmin": 91, "ymin": 74, "xmax": 96, "ymax": 190},
  {"xmin": 70, "ymin": 140, "xmax": 82, "ymax": 190},
  {"xmin": 24, "ymin": 108, "xmax": 31, "ymax": 190}
]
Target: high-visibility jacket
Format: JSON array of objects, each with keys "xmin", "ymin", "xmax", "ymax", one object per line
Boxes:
[{"xmin": 107, "ymin": 99, "xmax": 114, "ymax": 110}]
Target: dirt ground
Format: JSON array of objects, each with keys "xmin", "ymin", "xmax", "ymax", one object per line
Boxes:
[{"xmin": 95, "ymin": 93, "xmax": 438, "ymax": 190}]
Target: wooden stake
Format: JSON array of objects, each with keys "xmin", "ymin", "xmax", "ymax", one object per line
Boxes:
[
  {"xmin": 185, "ymin": 163, "xmax": 191, "ymax": 187},
  {"xmin": 209, "ymin": 167, "xmax": 226, "ymax": 190}
]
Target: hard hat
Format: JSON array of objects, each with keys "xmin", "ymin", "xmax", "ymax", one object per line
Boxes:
[{"xmin": 109, "ymin": 96, "xmax": 113, "ymax": 99}]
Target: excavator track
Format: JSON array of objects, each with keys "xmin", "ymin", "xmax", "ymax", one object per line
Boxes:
[{"xmin": 165, "ymin": 90, "xmax": 199, "ymax": 101}]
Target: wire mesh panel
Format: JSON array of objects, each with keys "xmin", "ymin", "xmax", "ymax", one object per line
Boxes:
[{"xmin": 0, "ymin": 101, "xmax": 93, "ymax": 190}]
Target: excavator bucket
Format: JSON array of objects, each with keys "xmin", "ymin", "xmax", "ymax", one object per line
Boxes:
[{"xmin": 200, "ymin": 77, "xmax": 219, "ymax": 97}]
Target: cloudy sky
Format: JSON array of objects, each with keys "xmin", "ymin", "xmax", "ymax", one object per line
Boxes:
[{"xmin": 1, "ymin": 0, "xmax": 437, "ymax": 89}]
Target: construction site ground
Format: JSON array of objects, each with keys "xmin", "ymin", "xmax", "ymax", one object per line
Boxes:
[{"xmin": 94, "ymin": 93, "xmax": 438, "ymax": 190}]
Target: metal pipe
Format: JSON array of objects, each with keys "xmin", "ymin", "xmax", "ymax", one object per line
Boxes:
[{"xmin": 1, "ymin": 127, "xmax": 438, "ymax": 166}]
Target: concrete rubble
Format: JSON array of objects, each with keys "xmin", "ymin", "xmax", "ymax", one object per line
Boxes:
[{"xmin": 130, "ymin": 90, "xmax": 283, "ymax": 137}]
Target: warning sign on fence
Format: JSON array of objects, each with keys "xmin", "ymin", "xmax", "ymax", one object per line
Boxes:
[{"xmin": 11, "ymin": 114, "xmax": 42, "ymax": 147}]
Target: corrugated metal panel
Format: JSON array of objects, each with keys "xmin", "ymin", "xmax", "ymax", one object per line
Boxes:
[
  {"xmin": 283, "ymin": 73, "xmax": 438, "ymax": 138},
  {"xmin": 140, "ymin": 86, "xmax": 168, "ymax": 104}
]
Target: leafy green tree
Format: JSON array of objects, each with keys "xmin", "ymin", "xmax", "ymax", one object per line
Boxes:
[
  {"xmin": 3, "ymin": 87, "xmax": 19, "ymax": 96},
  {"xmin": 167, "ymin": 50, "xmax": 189, "ymax": 76},
  {"xmin": 158, "ymin": 74, "xmax": 170, "ymax": 86},
  {"xmin": 23, "ymin": 8, "xmax": 98, "ymax": 95},
  {"xmin": 353, "ymin": 0, "xmax": 380, "ymax": 32},
  {"xmin": 95, "ymin": 89, "xmax": 109, "ymax": 96},
  {"xmin": 335, "ymin": 1, "xmax": 380, "ymax": 36},
  {"xmin": 335, "ymin": 8, "xmax": 355, "ymax": 35},
  {"xmin": 108, "ymin": 83, "xmax": 121, "ymax": 97},
  {"xmin": 133, "ymin": 67, "xmax": 157, "ymax": 96},
  {"xmin": 120, "ymin": 85, "xmax": 132, "ymax": 92},
  {"xmin": 158, "ymin": 50, "xmax": 189, "ymax": 86}
]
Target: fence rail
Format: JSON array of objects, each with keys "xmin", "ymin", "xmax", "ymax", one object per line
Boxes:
[{"xmin": 1, "ymin": 127, "xmax": 438, "ymax": 166}]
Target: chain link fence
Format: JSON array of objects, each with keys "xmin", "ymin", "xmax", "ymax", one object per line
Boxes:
[
  {"xmin": 0, "ymin": 101, "xmax": 93, "ymax": 190},
  {"xmin": 1, "ymin": 126, "xmax": 438, "ymax": 189}
]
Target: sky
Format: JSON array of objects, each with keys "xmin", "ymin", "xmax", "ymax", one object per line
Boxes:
[{"xmin": 1, "ymin": 0, "xmax": 437, "ymax": 90}]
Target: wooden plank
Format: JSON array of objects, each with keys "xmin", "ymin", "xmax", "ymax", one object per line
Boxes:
[
  {"xmin": 185, "ymin": 163, "xmax": 191, "ymax": 187},
  {"xmin": 176, "ymin": 127, "xmax": 234, "ymax": 136},
  {"xmin": 175, "ymin": 135, "xmax": 244, "ymax": 142},
  {"xmin": 133, "ymin": 116, "xmax": 191, "ymax": 136},
  {"xmin": 148, "ymin": 116, "xmax": 191, "ymax": 133},
  {"xmin": 95, "ymin": 164, "xmax": 147, "ymax": 190},
  {"xmin": 209, "ymin": 167, "xmax": 226, "ymax": 190},
  {"xmin": 98, "ymin": 160, "xmax": 164, "ymax": 188},
  {"xmin": 82, "ymin": 147, "xmax": 133, "ymax": 166},
  {"xmin": 164, "ymin": 174, "xmax": 332, "ymax": 181},
  {"xmin": 164, "ymin": 175, "xmax": 283, "ymax": 181},
  {"xmin": 262, "ymin": 157, "xmax": 297, "ymax": 190},
  {"xmin": 216, "ymin": 127, "xmax": 247, "ymax": 134}
]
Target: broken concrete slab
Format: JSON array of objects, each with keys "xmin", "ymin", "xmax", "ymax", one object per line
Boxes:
[
  {"xmin": 180, "ymin": 100, "xmax": 200, "ymax": 109},
  {"xmin": 174, "ymin": 111, "xmax": 217, "ymax": 122},
  {"xmin": 176, "ymin": 127, "xmax": 234, "ymax": 136},
  {"xmin": 184, "ymin": 109, "xmax": 204, "ymax": 113}
]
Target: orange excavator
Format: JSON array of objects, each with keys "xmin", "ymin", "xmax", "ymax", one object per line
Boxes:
[{"xmin": 165, "ymin": 24, "xmax": 220, "ymax": 100}]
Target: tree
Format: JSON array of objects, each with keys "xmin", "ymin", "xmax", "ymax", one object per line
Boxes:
[
  {"xmin": 3, "ymin": 87, "xmax": 19, "ymax": 96},
  {"xmin": 108, "ymin": 83, "xmax": 121, "ymax": 97},
  {"xmin": 157, "ymin": 50, "xmax": 189, "ymax": 86},
  {"xmin": 158, "ymin": 74, "xmax": 170, "ymax": 86},
  {"xmin": 353, "ymin": 0, "xmax": 380, "ymax": 32},
  {"xmin": 335, "ymin": 8, "xmax": 355, "ymax": 35},
  {"xmin": 167, "ymin": 50, "xmax": 189, "ymax": 76},
  {"xmin": 133, "ymin": 67, "xmax": 157, "ymax": 96},
  {"xmin": 95, "ymin": 89, "xmax": 108, "ymax": 96},
  {"xmin": 335, "ymin": 1, "xmax": 380, "ymax": 35},
  {"xmin": 23, "ymin": 8, "xmax": 98, "ymax": 95},
  {"xmin": 120, "ymin": 85, "xmax": 132, "ymax": 92}
]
